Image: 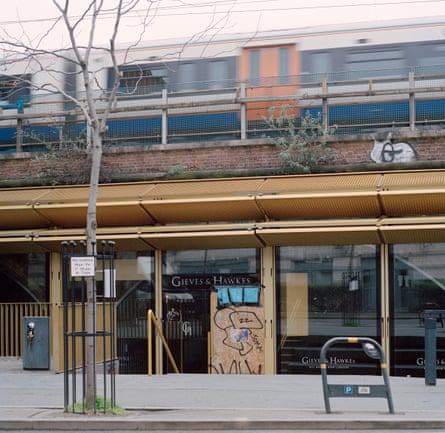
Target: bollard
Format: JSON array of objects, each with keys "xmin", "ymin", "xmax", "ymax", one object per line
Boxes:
[{"xmin": 424, "ymin": 317, "xmax": 437, "ymax": 386}]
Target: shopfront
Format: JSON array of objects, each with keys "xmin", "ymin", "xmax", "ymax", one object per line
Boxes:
[
  {"xmin": 1, "ymin": 171, "xmax": 445, "ymax": 375},
  {"xmin": 105, "ymin": 243, "xmax": 445, "ymax": 376},
  {"xmin": 275, "ymin": 243, "xmax": 445, "ymax": 378}
]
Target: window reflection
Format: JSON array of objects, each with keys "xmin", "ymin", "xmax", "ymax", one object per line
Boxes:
[
  {"xmin": 391, "ymin": 243, "xmax": 445, "ymax": 377},
  {"xmin": 277, "ymin": 245, "xmax": 379, "ymax": 375}
]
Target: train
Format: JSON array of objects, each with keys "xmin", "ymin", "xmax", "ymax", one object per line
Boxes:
[{"xmin": 1, "ymin": 15, "xmax": 445, "ymax": 151}]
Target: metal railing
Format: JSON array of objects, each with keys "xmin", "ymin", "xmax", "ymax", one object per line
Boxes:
[
  {"xmin": 146, "ymin": 309, "xmax": 179, "ymax": 376},
  {"xmin": 1, "ymin": 68, "xmax": 445, "ymax": 152},
  {"xmin": 0, "ymin": 303, "xmax": 50, "ymax": 357}
]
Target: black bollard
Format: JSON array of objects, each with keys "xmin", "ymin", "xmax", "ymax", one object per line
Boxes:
[{"xmin": 424, "ymin": 317, "xmax": 437, "ymax": 386}]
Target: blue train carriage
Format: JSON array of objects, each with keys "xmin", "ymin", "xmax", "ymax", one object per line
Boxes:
[
  {"xmin": 1, "ymin": 16, "xmax": 445, "ymax": 151},
  {"xmin": 102, "ymin": 16, "xmax": 445, "ymax": 142},
  {"xmin": 102, "ymin": 35, "xmax": 242, "ymax": 145},
  {"xmin": 0, "ymin": 54, "xmax": 72, "ymax": 152}
]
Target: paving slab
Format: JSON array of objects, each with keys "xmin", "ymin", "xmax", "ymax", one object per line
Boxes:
[{"xmin": 1, "ymin": 357, "xmax": 444, "ymax": 430}]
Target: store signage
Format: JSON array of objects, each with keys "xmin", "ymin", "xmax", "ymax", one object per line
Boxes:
[{"xmin": 166, "ymin": 273, "xmax": 259, "ymax": 290}]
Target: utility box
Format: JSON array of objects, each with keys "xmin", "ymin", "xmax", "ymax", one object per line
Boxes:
[{"xmin": 22, "ymin": 316, "xmax": 50, "ymax": 370}]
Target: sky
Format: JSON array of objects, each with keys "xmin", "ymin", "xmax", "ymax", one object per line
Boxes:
[{"xmin": 2, "ymin": 0, "xmax": 445, "ymax": 49}]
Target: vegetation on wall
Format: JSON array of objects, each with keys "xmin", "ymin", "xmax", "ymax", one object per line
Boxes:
[
  {"xmin": 31, "ymin": 141, "xmax": 90, "ymax": 186},
  {"xmin": 265, "ymin": 106, "xmax": 338, "ymax": 173}
]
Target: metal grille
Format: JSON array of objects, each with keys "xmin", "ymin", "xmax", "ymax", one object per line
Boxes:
[{"xmin": 61, "ymin": 240, "xmax": 116, "ymax": 413}]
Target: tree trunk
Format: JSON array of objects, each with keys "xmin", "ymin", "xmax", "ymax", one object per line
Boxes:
[{"xmin": 85, "ymin": 127, "xmax": 103, "ymax": 410}]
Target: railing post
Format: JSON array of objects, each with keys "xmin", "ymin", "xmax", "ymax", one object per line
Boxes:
[
  {"xmin": 409, "ymin": 72, "xmax": 416, "ymax": 131},
  {"xmin": 240, "ymin": 83, "xmax": 247, "ymax": 140},
  {"xmin": 16, "ymin": 101, "xmax": 24, "ymax": 152},
  {"xmin": 322, "ymin": 78, "xmax": 328, "ymax": 134},
  {"xmin": 161, "ymin": 88, "xmax": 168, "ymax": 145}
]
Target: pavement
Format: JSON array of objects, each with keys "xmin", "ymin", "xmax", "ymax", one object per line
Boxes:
[{"xmin": 1, "ymin": 357, "xmax": 445, "ymax": 431}]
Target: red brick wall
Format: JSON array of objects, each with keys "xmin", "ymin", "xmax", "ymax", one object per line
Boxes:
[{"xmin": 1, "ymin": 134, "xmax": 445, "ymax": 186}]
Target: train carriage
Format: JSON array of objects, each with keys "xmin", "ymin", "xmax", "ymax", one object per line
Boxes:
[{"xmin": 1, "ymin": 15, "xmax": 445, "ymax": 151}]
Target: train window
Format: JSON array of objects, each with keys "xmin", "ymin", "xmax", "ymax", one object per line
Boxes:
[
  {"xmin": 208, "ymin": 60, "xmax": 228, "ymax": 89},
  {"xmin": 0, "ymin": 74, "xmax": 30, "ymax": 104},
  {"xmin": 417, "ymin": 42, "xmax": 445, "ymax": 67},
  {"xmin": 117, "ymin": 65, "xmax": 167, "ymax": 95},
  {"xmin": 250, "ymin": 50, "xmax": 260, "ymax": 86},
  {"xmin": 279, "ymin": 47, "xmax": 289, "ymax": 85},
  {"xmin": 178, "ymin": 63, "xmax": 197, "ymax": 90},
  {"xmin": 310, "ymin": 52, "xmax": 331, "ymax": 75},
  {"xmin": 346, "ymin": 48, "xmax": 404, "ymax": 72}
]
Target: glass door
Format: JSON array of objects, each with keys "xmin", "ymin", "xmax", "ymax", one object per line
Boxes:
[
  {"xmin": 162, "ymin": 248, "xmax": 260, "ymax": 373},
  {"xmin": 163, "ymin": 288, "xmax": 210, "ymax": 373}
]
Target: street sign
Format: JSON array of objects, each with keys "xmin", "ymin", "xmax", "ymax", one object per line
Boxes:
[
  {"xmin": 344, "ymin": 385, "xmax": 353, "ymax": 395},
  {"xmin": 70, "ymin": 256, "xmax": 95, "ymax": 277}
]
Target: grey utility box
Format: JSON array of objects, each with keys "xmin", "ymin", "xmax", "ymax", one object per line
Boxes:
[{"xmin": 22, "ymin": 316, "xmax": 50, "ymax": 370}]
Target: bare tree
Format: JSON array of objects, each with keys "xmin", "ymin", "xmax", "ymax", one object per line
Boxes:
[
  {"xmin": 56, "ymin": 2, "xmax": 117, "ymax": 410},
  {"xmin": 0, "ymin": 0, "xmax": 236, "ymax": 410},
  {"xmin": 0, "ymin": 0, "xmax": 157, "ymax": 410}
]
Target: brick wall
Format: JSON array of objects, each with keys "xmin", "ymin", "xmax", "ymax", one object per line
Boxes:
[{"xmin": 1, "ymin": 132, "xmax": 445, "ymax": 187}]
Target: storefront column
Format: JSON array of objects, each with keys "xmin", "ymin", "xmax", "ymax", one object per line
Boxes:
[
  {"xmin": 380, "ymin": 243, "xmax": 391, "ymax": 366},
  {"xmin": 154, "ymin": 249, "xmax": 163, "ymax": 374},
  {"xmin": 50, "ymin": 252, "xmax": 63, "ymax": 371},
  {"xmin": 262, "ymin": 246, "xmax": 276, "ymax": 374}
]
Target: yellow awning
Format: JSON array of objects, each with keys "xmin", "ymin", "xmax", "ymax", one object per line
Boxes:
[{"xmin": 1, "ymin": 169, "xmax": 445, "ymax": 251}]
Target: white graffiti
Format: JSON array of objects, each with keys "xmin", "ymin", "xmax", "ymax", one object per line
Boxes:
[{"xmin": 370, "ymin": 132, "xmax": 417, "ymax": 163}]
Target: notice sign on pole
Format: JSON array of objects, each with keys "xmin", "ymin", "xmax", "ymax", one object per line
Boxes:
[{"xmin": 70, "ymin": 256, "xmax": 96, "ymax": 277}]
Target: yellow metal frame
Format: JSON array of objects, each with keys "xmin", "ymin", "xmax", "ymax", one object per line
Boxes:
[{"xmin": 146, "ymin": 309, "xmax": 179, "ymax": 375}]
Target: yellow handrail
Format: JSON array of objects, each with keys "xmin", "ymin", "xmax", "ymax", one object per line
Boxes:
[{"xmin": 147, "ymin": 309, "xmax": 179, "ymax": 375}]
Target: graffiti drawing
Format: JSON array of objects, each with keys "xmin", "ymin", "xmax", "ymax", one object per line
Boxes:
[
  {"xmin": 370, "ymin": 132, "xmax": 417, "ymax": 163},
  {"xmin": 209, "ymin": 359, "xmax": 263, "ymax": 374},
  {"xmin": 210, "ymin": 290, "xmax": 265, "ymax": 374},
  {"xmin": 214, "ymin": 308, "xmax": 263, "ymax": 356}
]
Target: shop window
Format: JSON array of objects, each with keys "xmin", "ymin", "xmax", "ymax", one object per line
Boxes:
[
  {"xmin": 0, "ymin": 253, "xmax": 49, "ymax": 302},
  {"xmin": 276, "ymin": 245, "xmax": 379, "ymax": 375},
  {"xmin": 391, "ymin": 243, "xmax": 445, "ymax": 378}
]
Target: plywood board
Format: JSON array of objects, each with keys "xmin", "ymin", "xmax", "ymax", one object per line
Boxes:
[{"xmin": 210, "ymin": 291, "xmax": 265, "ymax": 374}]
